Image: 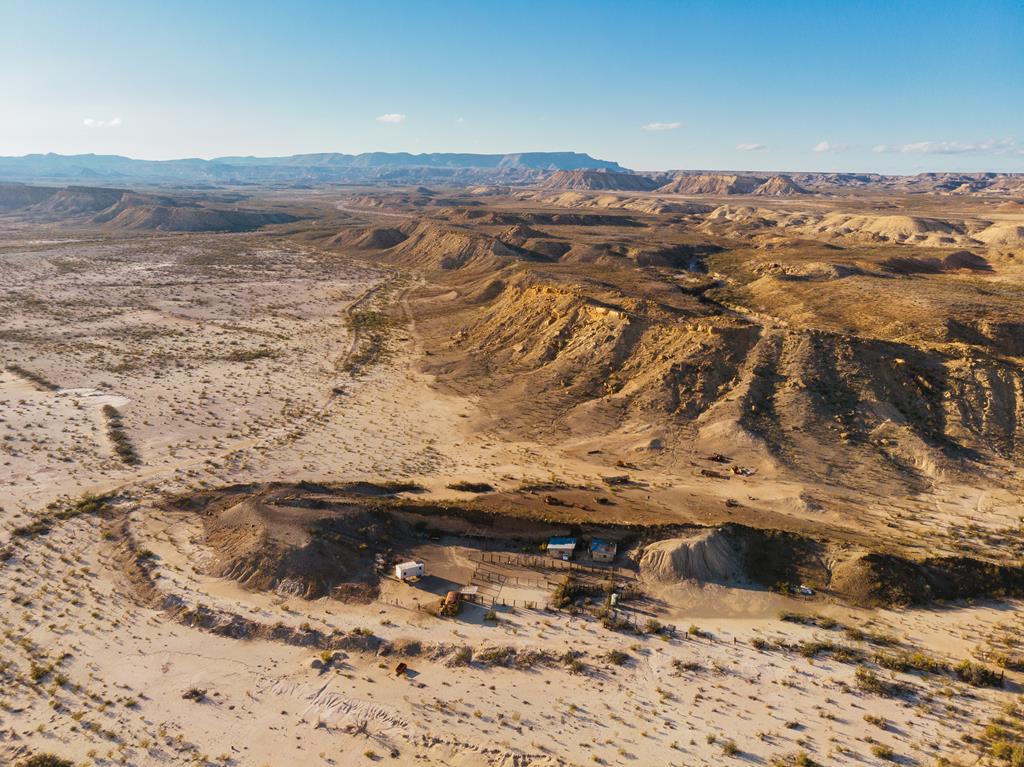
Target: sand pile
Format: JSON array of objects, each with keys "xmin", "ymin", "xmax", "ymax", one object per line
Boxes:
[
  {"xmin": 639, "ymin": 529, "xmax": 745, "ymax": 585},
  {"xmin": 202, "ymin": 497, "xmax": 398, "ymax": 601}
]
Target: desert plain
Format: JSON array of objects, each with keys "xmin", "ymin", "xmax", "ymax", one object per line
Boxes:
[{"xmin": 2, "ymin": 164, "xmax": 1024, "ymax": 767}]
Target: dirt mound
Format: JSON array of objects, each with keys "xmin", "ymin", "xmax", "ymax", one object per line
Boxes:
[
  {"xmin": 942, "ymin": 250, "xmax": 991, "ymax": 270},
  {"xmin": 384, "ymin": 220, "xmax": 518, "ymax": 271},
  {"xmin": 830, "ymin": 551, "xmax": 1024, "ymax": 607},
  {"xmin": 495, "ymin": 224, "xmax": 570, "ymax": 260},
  {"xmin": 539, "ymin": 170, "xmax": 660, "ymax": 192},
  {"xmin": 496, "ymin": 223, "xmax": 548, "ymax": 246},
  {"xmin": 657, "ymin": 174, "xmax": 762, "ymax": 195},
  {"xmin": 974, "ymin": 223, "xmax": 1024, "ymax": 246},
  {"xmin": 753, "ymin": 175, "xmax": 808, "ymax": 196},
  {"xmin": 880, "ymin": 250, "xmax": 991, "ymax": 274},
  {"xmin": 639, "ymin": 529, "xmax": 745, "ymax": 585},
  {"xmin": 202, "ymin": 497, "xmax": 399, "ymax": 600},
  {"xmin": 329, "ymin": 226, "xmax": 409, "ymax": 250}
]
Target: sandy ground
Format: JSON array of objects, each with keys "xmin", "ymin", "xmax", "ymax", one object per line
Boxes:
[{"xmin": 2, "ymin": 225, "xmax": 1023, "ymax": 766}]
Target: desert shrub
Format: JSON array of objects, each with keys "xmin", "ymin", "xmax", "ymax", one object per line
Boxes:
[
  {"xmin": 874, "ymin": 650, "xmax": 948, "ymax": 674},
  {"xmin": 955, "ymin": 660, "xmax": 1004, "ymax": 688},
  {"xmin": 870, "ymin": 743, "xmax": 895, "ymax": 760},
  {"xmin": 223, "ymin": 347, "xmax": 276, "ymax": 362},
  {"xmin": 606, "ymin": 649, "xmax": 630, "ymax": 666},
  {"xmin": 863, "ymin": 713, "xmax": 888, "ymax": 729},
  {"xmin": 854, "ymin": 667, "xmax": 911, "ymax": 698},
  {"xmin": 446, "ymin": 481, "xmax": 494, "ymax": 493},
  {"xmin": 6, "ymin": 365, "xmax": 58, "ymax": 391},
  {"xmin": 21, "ymin": 755, "xmax": 76, "ymax": 767},
  {"xmin": 477, "ymin": 646, "xmax": 516, "ymax": 666},
  {"xmin": 552, "ymin": 575, "xmax": 580, "ymax": 608},
  {"xmin": 102, "ymin": 405, "xmax": 138, "ymax": 464}
]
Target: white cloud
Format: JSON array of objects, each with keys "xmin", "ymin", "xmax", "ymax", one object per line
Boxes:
[
  {"xmin": 812, "ymin": 140, "xmax": 845, "ymax": 153},
  {"xmin": 642, "ymin": 121, "xmax": 681, "ymax": 132},
  {"xmin": 83, "ymin": 117, "xmax": 122, "ymax": 128},
  {"xmin": 736, "ymin": 143, "xmax": 766, "ymax": 151},
  {"xmin": 376, "ymin": 113, "xmax": 407, "ymax": 124},
  {"xmin": 873, "ymin": 139, "xmax": 1022, "ymax": 156}
]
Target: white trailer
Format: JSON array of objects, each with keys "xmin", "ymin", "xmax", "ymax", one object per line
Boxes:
[{"xmin": 395, "ymin": 561, "xmax": 424, "ymax": 581}]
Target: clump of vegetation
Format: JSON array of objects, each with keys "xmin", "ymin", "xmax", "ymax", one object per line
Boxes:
[
  {"xmin": 223, "ymin": 347, "xmax": 277, "ymax": 362},
  {"xmin": 870, "ymin": 743, "xmax": 895, "ymax": 760},
  {"xmin": 6, "ymin": 364, "xmax": 59, "ymax": 391},
  {"xmin": 21, "ymin": 754, "xmax": 76, "ymax": 767},
  {"xmin": 11, "ymin": 493, "xmax": 112, "ymax": 539},
  {"xmin": 344, "ymin": 307, "xmax": 405, "ymax": 375},
  {"xmin": 561, "ymin": 650, "xmax": 586, "ymax": 674},
  {"xmin": 874, "ymin": 650, "xmax": 948, "ymax": 674},
  {"xmin": 553, "ymin": 574, "xmax": 580, "ymax": 609},
  {"xmin": 606, "ymin": 649, "xmax": 630, "ymax": 666},
  {"xmin": 476, "ymin": 646, "xmax": 516, "ymax": 666},
  {"xmin": 863, "ymin": 713, "xmax": 888, "ymax": 729},
  {"xmin": 779, "ymin": 612, "xmax": 840, "ymax": 629},
  {"xmin": 854, "ymin": 667, "xmax": 912, "ymax": 698},
  {"xmin": 954, "ymin": 659, "xmax": 1004, "ymax": 688},
  {"xmin": 102, "ymin": 404, "xmax": 139, "ymax": 465},
  {"xmin": 181, "ymin": 687, "xmax": 207, "ymax": 702},
  {"xmin": 843, "ymin": 627, "xmax": 898, "ymax": 646},
  {"xmin": 446, "ymin": 481, "xmax": 495, "ymax": 493},
  {"xmin": 770, "ymin": 752, "xmax": 818, "ymax": 767},
  {"xmin": 672, "ymin": 659, "xmax": 702, "ymax": 673}
]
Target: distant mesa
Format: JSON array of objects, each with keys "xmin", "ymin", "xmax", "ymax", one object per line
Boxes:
[{"xmin": 0, "ymin": 151, "xmax": 624, "ymax": 184}]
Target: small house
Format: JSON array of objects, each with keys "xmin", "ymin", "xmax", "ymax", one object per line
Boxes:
[
  {"xmin": 395, "ymin": 560, "xmax": 424, "ymax": 581},
  {"xmin": 589, "ymin": 539, "xmax": 617, "ymax": 563},
  {"xmin": 547, "ymin": 537, "xmax": 577, "ymax": 560}
]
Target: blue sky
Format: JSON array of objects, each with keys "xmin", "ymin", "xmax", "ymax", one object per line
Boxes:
[{"xmin": 2, "ymin": 0, "xmax": 1022, "ymax": 172}]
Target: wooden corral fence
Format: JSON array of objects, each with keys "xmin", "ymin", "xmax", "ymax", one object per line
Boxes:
[
  {"xmin": 462, "ymin": 592, "xmax": 543, "ymax": 610},
  {"xmin": 470, "ymin": 551, "xmax": 624, "ymax": 580}
]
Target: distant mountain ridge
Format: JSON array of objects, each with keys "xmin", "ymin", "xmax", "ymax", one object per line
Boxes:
[{"xmin": 0, "ymin": 151, "xmax": 624, "ymax": 184}]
